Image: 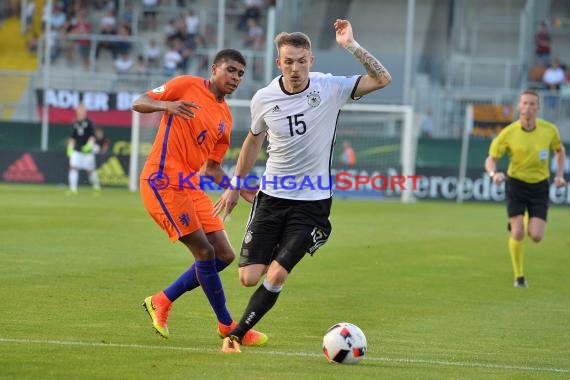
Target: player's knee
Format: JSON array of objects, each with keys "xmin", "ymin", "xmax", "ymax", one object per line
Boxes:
[
  {"xmin": 512, "ymin": 232, "xmax": 525, "ymax": 240},
  {"xmin": 223, "ymin": 252, "xmax": 236, "ymax": 264},
  {"xmin": 528, "ymin": 231, "xmax": 543, "ymax": 243},
  {"xmin": 192, "ymin": 245, "xmax": 215, "ymax": 261},
  {"xmin": 216, "ymin": 247, "xmax": 235, "ymax": 264},
  {"xmin": 239, "ymin": 271, "xmax": 260, "ymax": 287},
  {"xmin": 511, "ymin": 228, "xmax": 525, "ymax": 240},
  {"xmin": 266, "ymin": 266, "xmax": 287, "ymax": 287}
]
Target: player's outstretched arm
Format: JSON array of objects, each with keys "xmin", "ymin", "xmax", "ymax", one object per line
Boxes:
[
  {"xmin": 131, "ymin": 94, "xmax": 199, "ymax": 120},
  {"xmin": 200, "ymin": 159, "xmax": 257, "ymax": 203},
  {"xmin": 201, "ymin": 159, "xmax": 228, "ymax": 184},
  {"xmin": 334, "ymin": 19, "xmax": 392, "ymax": 97},
  {"xmin": 213, "ymin": 131, "xmax": 265, "ymax": 219}
]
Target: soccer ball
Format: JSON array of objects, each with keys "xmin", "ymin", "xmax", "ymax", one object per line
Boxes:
[{"xmin": 322, "ymin": 322, "xmax": 367, "ymax": 364}]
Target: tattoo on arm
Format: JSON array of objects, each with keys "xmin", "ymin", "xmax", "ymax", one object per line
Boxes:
[{"xmin": 353, "ymin": 47, "xmax": 390, "ymax": 82}]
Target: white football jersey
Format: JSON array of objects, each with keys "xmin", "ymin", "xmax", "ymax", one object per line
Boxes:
[{"xmin": 250, "ymin": 72, "xmax": 360, "ymax": 200}]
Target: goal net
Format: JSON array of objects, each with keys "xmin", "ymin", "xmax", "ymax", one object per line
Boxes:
[{"xmin": 129, "ymin": 101, "xmax": 416, "ymax": 202}]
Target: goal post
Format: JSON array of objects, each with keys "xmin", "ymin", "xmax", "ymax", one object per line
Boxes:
[
  {"xmin": 128, "ymin": 110, "xmax": 140, "ymax": 192},
  {"xmin": 457, "ymin": 103, "xmax": 473, "ymax": 204},
  {"xmin": 128, "ymin": 109, "xmax": 161, "ymax": 192},
  {"xmin": 339, "ymin": 103, "xmax": 416, "ymax": 203},
  {"xmin": 129, "ymin": 101, "xmax": 417, "ymax": 203}
]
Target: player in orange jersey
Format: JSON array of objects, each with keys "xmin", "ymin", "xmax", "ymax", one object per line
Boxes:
[{"xmin": 132, "ymin": 49, "xmax": 267, "ymax": 346}]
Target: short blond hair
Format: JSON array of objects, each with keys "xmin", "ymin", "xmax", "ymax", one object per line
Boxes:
[
  {"xmin": 520, "ymin": 89, "xmax": 540, "ymax": 105},
  {"xmin": 274, "ymin": 32, "xmax": 311, "ymax": 53}
]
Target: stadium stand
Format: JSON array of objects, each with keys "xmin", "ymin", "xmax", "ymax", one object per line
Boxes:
[
  {"xmin": 0, "ymin": 16, "xmax": 37, "ymax": 119},
  {"xmin": 0, "ymin": 0, "xmax": 568, "ymax": 140}
]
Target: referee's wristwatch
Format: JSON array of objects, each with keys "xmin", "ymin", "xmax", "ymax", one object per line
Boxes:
[{"xmin": 488, "ymin": 171, "xmax": 496, "ymax": 179}]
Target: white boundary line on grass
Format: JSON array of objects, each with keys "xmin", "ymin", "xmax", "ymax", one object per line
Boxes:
[{"xmin": 1, "ymin": 337, "xmax": 568, "ymax": 374}]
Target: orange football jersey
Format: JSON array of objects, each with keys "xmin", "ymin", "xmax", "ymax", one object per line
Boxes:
[{"xmin": 140, "ymin": 75, "xmax": 232, "ymax": 189}]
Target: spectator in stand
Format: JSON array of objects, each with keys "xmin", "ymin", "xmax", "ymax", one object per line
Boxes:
[
  {"xmin": 24, "ymin": 1, "xmax": 35, "ymax": 27},
  {"xmin": 94, "ymin": 126, "xmax": 110, "ymax": 157},
  {"xmin": 114, "ymin": 23, "xmax": 132, "ymax": 57},
  {"xmin": 92, "ymin": 0, "xmax": 107, "ymax": 10},
  {"xmin": 70, "ymin": 8, "xmax": 91, "ymax": 69},
  {"xmin": 43, "ymin": 3, "xmax": 67, "ymax": 32},
  {"xmin": 120, "ymin": 3, "xmax": 135, "ymax": 26},
  {"xmin": 142, "ymin": 0, "xmax": 159, "ymax": 31},
  {"xmin": 534, "ymin": 21, "xmax": 551, "ymax": 66},
  {"xmin": 543, "ymin": 58, "xmax": 566, "ymax": 113},
  {"xmin": 551, "ymin": 15, "xmax": 563, "ymax": 28},
  {"xmin": 163, "ymin": 41, "xmax": 183, "ymax": 76},
  {"xmin": 238, "ymin": 0, "xmax": 263, "ymax": 32},
  {"xmin": 93, "ymin": 126, "xmax": 111, "ymax": 169},
  {"xmin": 114, "ymin": 51, "xmax": 134, "ymax": 74},
  {"xmin": 164, "ymin": 17, "xmax": 178, "ymax": 44},
  {"xmin": 543, "ymin": 58, "xmax": 566, "ymax": 91},
  {"xmin": 185, "ymin": 9, "xmax": 200, "ymax": 40},
  {"xmin": 166, "ymin": 16, "xmax": 189, "ymax": 46},
  {"xmin": 340, "ymin": 140, "xmax": 357, "ymax": 167},
  {"xmin": 96, "ymin": 8, "xmax": 118, "ymax": 59},
  {"xmin": 42, "ymin": 3, "xmax": 68, "ymax": 61},
  {"xmin": 194, "ymin": 34, "xmax": 210, "ymax": 71},
  {"xmin": 26, "ymin": 31, "xmax": 39, "ymax": 54},
  {"xmin": 134, "ymin": 54, "xmax": 148, "ymax": 76},
  {"xmin": 67, "ymin": 1, "xmax": 84, "ymax": 22},
  {"xmin": 48, "ymin": 24, "xmax": 68, "ymax": 63},
  {"xmin": 529, "ymin": 59, "xmax": 546, "ymax": 88},
  {"xmin": 144, "ymin": 38, "xmax": 161, "ymax": 69},
  {"xmin": 420, "ymin": 109, "xmax": 434, "ymax": 138},
  {"xmin": 100, "ymin": 8, "xmax": 118, "ymax": 33},
  {"xmin": 244, "ymin": 17, "xmax": 263, "ymax": 49},
  {"xmin": 173, "ymin": 37, "xmax": 192, "ymax": 72}
]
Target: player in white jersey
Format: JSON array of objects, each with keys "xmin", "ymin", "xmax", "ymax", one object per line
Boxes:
[
  {"xmin": 214, "ymin": 19, "xmax": 392, "ymax": 352},
  {"xmin": 249, "ymin": 71, "xmax": 358, "ymax": 200}
]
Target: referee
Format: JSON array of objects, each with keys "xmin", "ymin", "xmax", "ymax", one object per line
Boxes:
[{"xmin": 485, "ymin": 89, "xmax": 566, "ymax": 288}]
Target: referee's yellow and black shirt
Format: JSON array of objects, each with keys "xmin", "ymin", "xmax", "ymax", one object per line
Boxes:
[{"xmin": 489, "ymin": 118, "xmax": 562, "ymax": 183}]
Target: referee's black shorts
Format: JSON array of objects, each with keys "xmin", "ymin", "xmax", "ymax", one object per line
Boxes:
[
  {"xmin": 239, "ymin": 191, "xmax": 332, "ymax": 273},
  {"xmin": 506, "ymin": 176, "xmax": 549, "ymax": 221}
]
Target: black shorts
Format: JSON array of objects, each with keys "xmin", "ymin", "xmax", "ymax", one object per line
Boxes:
[
  {"xmin": 239, "ymin": 191, "xmax": 332, "ymax": 273},
  {"xmin": 506, "ymin": 176, "xmax": 549, "ymax": 221}
]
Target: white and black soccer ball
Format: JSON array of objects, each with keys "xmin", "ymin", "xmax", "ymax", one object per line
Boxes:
[{"xmin": 322, "ymin": 322, "xmax": 367, "ymax": 364}]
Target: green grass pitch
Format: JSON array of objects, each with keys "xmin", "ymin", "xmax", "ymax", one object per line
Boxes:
[{"xmin": 0, "ymin": 184, "xmax": 568, "ymax": 379}]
